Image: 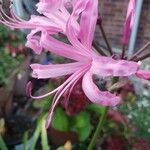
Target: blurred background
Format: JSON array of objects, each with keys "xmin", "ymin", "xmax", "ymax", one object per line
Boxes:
[{"xmin": 0, "ymin": 0, "xmax": 150, "ymax": 150}]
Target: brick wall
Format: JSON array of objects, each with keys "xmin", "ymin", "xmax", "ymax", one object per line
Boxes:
[{"xmin": 96, "ymin": 0, "xmax": 150, "ymax": 51}]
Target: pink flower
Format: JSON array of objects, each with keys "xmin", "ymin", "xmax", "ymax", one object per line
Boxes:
[
  {"xmin": 122, "ymin": 0, "xmax": 136, "ymax": 45},
  {"xmin": 1, "ymin": 0, "xmax": 149, "ymax": 128},
  {"xmin": 27, "ymin": 0, "xmax": 149, "ymax": 128}
]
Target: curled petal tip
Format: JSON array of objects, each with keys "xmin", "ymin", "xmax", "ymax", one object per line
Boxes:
[
  {"xmin": 82, "ymin": 71, "xmax": 121, "ymax": 107},
  {"xmin": 26, "ymin": 81, "xmax": 33, "ymax": 97},
  {"xmin": 25, "ymin": 37, "xmax": 42, "ymax": 55}
]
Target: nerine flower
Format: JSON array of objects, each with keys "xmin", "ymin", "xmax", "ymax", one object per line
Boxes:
[{"xmin": 1, "ymin": 0, "xmax": 149, "ymax": 128}]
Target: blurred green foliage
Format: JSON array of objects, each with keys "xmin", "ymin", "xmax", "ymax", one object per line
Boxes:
[
  {"xmin": 0, "ymin": 26, "xmax": 25, "ymax": 86},
  {"xmin": 120, "ymin": 93, "xmax": 150, "ymax": 139},
  {"xmin": 0, "ymin": 48, "xmax": 24, "ymax": 86},
  {"xmin": 0, "ymin": 25, "xmax": 24, "ymax": 46}
]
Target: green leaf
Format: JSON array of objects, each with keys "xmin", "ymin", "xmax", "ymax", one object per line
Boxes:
[
  {"xmin": 0, "ymin": 135, "xmax": 8, "ymax": 150},
  {"xmin": 23, "ymin": 131, "xmax": 29, "ymax": 150},
  {"xmin": 33, "ymin": 96, "xmax": 53, "ymax": 109},
  {"xmin": 56, "ymin": 147, "xmax": 65, "ymax": 150},
  {"xmin": 30, "ymin": 119, "xmax": 41, "ymax": 150},
  {"xmin": 31, "ymin": 113, "xmax": 49, "ymax": 150},
  {"xmin": 87, "ymin": 104, "xmax": 105, "ymax": 115},
  {"xmin": 70, "ymin": 111, "xmax": 92, "ymax": 141},
  {"xmin": 41, "ymin": 115, "xmax": 49, "ymax": 150},
  {"xmin": 74, "ymin": 111, "xmax": 90, "ymax": 129},
  {"xmin": 73, "ymin": 111, "xmax": 92, "ymax": 141},
  {"xmin": 78, "ymin": 124, "xmax": 92, "ymax": 141},
  {"xmin": 52, "ymin": 107, "xmax": 69, "ymax": 132}
]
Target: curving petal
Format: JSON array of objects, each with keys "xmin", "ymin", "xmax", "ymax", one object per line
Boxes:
[
  {"xmin": 26, "ymin": 29, "xmax": 43, "ymax": 54},
  {"xmin": 36, "ymin": 0, "xmax": 74, "ymax": 33},
  {"xmin": 82, "ymin": 71, "xmax": 120, "ymax": 106},
  {"xmin": 136, "ymin": 70, "xmax": 150, "ymax": 80},
  {"xmin": 45, "ymin": 64, "xmax": 90, "ymax": 128},
  {"xmin": 91, "ymin": 56, "xmax": 139, "ymax": 77},
  {"xmin": 79, "ymin": 0, "xmax": 98, "ymax": 49},
  {"xmin": 122, "ymin": 0, "xmax": 136, "ymax": 44},
  {"xmin": 25, "ymin": 27, "xmax": 61, "ymax": 55},
  {"xmin": 30, "ymin": 62, "xmax": 87, "ymax": 79},
  {"xmin": 0, "ymin": 5, "xmax": 61, "ymax": 32},
  {"xmin": 40, "ymin": 31, "xmax": 91, "ymax": 61},
  {"xmin": 66, "ymin": 0, "xmax": 92, "ymax": 55},
  {"xmin": 29, "ymin": 15, "xmax": 63, "ymax": 32}
]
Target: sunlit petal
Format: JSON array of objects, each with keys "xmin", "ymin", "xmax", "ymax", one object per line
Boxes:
[{"xmin": 30, "ymin": 62, "xmax": 87, "ymax": 79}]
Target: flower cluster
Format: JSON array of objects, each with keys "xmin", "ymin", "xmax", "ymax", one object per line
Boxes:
[{"xmin": 0, "ymin": 0, "xmax": 149, "ymax": 128}]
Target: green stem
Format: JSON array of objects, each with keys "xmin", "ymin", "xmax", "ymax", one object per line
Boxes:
[{"xmin": 87, "ymin": 107, "xmax": 109, "ymax": 150}]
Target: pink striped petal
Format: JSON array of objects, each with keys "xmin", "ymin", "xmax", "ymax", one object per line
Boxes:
[
  {"xmin": 45, "ymin": 65, "xmax": 90, "ymax": 128},
  {"xmin": 66, "ymin": 0, "xmax": 92, "ymax": 55},
  {"xmin": 36, "ymin": 0, "xmax": 62, "ymax": 13},
  {"xmin": 136, "ymin": 70, "xmax": 150, "ymax": 80},
  {"xmin": 30, "ymin": 62, "xmax": 87, "ymax": 79},
  {"xmin": 40, "ymin": 32, "xmax": 91, "ymax": 61},
  {"xmin": 82, "ymin": 71, "xmax": 120, "ymax": 106},
  {"xmin": 79, "ymin": 0, "xmax": 98, "ymax": 49},
  {"xmin": 36, "ymin": 1, "xmax": 74, "ymax": 33},
  {"xmin": 122, "ymin": 0, "xmax": 136, "ymax": 44},
  {"xmin": 29, "ymin": 15, "xmax": 63, "ymax": 32},
  {"xmin": 91, "ymin": 56, "xmax": 139, "ymax": 77}
]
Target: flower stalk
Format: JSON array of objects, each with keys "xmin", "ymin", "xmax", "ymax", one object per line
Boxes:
[
  {"xmin": 135, "ymin": 53, "xmax": 150, "ymax": 62},
  {"xmin": 130, "ymin": 41, "xmax": 150, "ymax": 61},
  {"xmin": 98, "ymin": 22, "xmax": 113, "ymax": 55},
  {"xmin": 87, "ymin": 107, "xmax": 109, "ymax": 150},
  {"xmin": 93, "ymin": 41, "xmax": 107, "ymax": 56}
]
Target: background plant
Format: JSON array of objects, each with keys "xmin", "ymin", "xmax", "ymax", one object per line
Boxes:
[{"xmin": 0, "ymin": 26, "xmax": 25, "ymax": 86}]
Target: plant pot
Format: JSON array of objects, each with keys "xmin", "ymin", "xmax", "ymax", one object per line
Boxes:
[
  {"xmin": 3, "ymin": 114, "xmax": 34, "ymax": 149},
  {"xmin": 0, "ymin": 61, "xmax": 21, "ymax": 117},
  {"xmin": 0, "ymin": 84, "xmax": 15, "ymax": 118}
]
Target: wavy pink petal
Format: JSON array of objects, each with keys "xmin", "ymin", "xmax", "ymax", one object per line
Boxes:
[
  {"xmin": 91, "ymin": 56, "xmax": 139, "ymax": 77},
  {"xmin": 30, "ymin": 62, "xmax": 87, "ymax": 79},
  {"xmin": 40, "ymin": 31, "xmax": 91, "ymax": 61},
  {"xmin": 66, "ymin": 0, "xmax": 92, "ymax": 55},
  {"xmin": 29, "ymin": 15, "xmax": 63, "ymax": 32},
  {"xmin": 136, "ymin": 70, "xmax": 150, "ymax": 80},
  {"xmin": 82, "ymin": 71, "xmax": 121, "ymax": 106},
  {"xmin": 45, "ymin": 64, "xmax": 90, "ymax": 128},
  {"xmin": 122, "ymin": 0, "xmax": 136, "ymax": 44},
  {"xmin": 25, "ymin": 29, "xmax": 43, "ymax": 54},
  {"xmin": 26, "ymin": 81, "xmax": 60, "ymax": 100},
  {"xmin": 79, "ymin": 0, "xmax": 98, "ymax": 49},
  {"xmin": 0, "ymin": 3, "xmax": 64, "ymax": 33},
  {"xmin": 36, "ymin": 0, "xmax": 76, "ymax": 33},
  {"xmin": 0, "ymin": 8, "xmax": 61, "ymax": 32}
]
